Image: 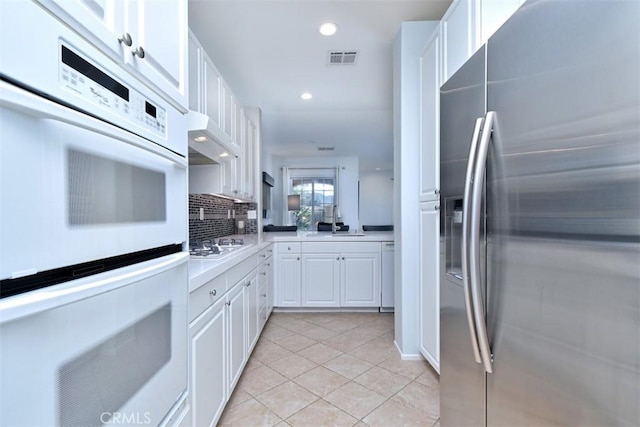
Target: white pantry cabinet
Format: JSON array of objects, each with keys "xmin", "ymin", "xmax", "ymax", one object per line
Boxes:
[
  {"xmin": 419, "ymin": 200, "xmax": 440, "ymax": 372},
  {"xmin": 419, "ymin": 27, "xmax": 441, "ymax": 203},
  {"xmin": 38, "ymin": 0, "xmax": 188, "ymax": 111}
]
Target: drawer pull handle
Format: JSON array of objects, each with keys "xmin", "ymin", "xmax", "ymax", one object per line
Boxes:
[
  {"xmin": 261, "ymin": 272, "xmax": 267, "ymax": 276},
  {"xmin": 209, "ymin": 289, "xmax": 217, "ymax": 297},
  {"xmin": 226, "ymin": 300, "xmax": 231, "ymax": 306}
]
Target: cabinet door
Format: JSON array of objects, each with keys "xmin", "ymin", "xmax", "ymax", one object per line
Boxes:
[
  {"xmin": 276, "ymin": 254, "xmax": 301, "ymax": 307},
  {"xmin": 221, "ymin": 157, "xmax": 238, "ymax": 197},
  {"xmin": 38, "ymin": 0, "xmax": 125, "ymax": 61},
  {"xmin": 227, "ymin": 284, "xmax": 245, "ymax": 392},
  {"xmin": 244, "ymin": 273, "xmax": 259, "ymax": 353},
  {"xmin": 341, "ymin": 253, "xmax": 380, "ymax": 307},
  {"xmin": 203, "ymin": 56, "xmax": 222, "ymax": 126},
  {"xmin": 419, "ymin": 28, "xmax": 441, "ymax": 202},
  {"xmin": 419, "ymin": 201, "xmax": 440, "ymax": 372},
  {"xmin": 235, "ymin": 108, "xmax": 245, "ymax": 198},
  {"xmin": 188, "ymin": 31, "xmax": 203, "ymax": 112},
  {"xmin": 441, "ymin": 0, "xmax": 478, "ymax": 83},
  {"xmin": 301, "ymin": 254, "xmax": 340, "ymax": 307},
  {"xmin": 126, "ymin": 0, "xmax": 188, "ymax": 110},
  {"xmin": 191, "ymin": 298, "xmax": 226, "ymax": 427},
  {"xmin": 245, "ymin": 119, "xmax": 256, "ymax": 201},
  {"xmin": 221, "ymin": 81, "xmax": 234, "ymax": 139}
]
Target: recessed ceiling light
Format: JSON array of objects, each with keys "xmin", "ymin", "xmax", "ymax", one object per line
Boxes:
[
  {"xmin": 319, "ymin": 22, "xmax": 338, "ymax": 36},
  {"xmin": 376, "ymin": 167, "xmax": 381, "ymax": 171},
  {"xmin": 219, "ymin": 152, "xmax": 229, "ymax": 158},
  {"xmin": 300, "ymin": 92, "xmax": 313, "ymax": 100},
  {"xmin": 194, "ymin": 136, "xmax": 208, "ymax": 142}
]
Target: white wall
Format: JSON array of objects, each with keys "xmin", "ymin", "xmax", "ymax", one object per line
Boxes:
[
  {"xmin": 359, "ymin": 170, "xmax": 393, "ymax": 226},
  {"xmin": 270, "ymin": 156, "xmax": 359, "ymax": 229},
  {"xmin": 393, "ymin": 21, "xmax": 439, "ymax": 358}
]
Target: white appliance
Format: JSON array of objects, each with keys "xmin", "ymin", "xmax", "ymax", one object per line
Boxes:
[
  {"xmin": 380, "ymin": 242, "xmax": 395, "ymax": 311},
  {"xmin": 0, "ymin": 2, "xmax": 189, "ymax": 425}
]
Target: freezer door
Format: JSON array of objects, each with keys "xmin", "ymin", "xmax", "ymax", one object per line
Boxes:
[
  {"xmin": 486, "ymin": 0, "xmax": 640, "ymax": 425},
  {"xmin": 439, "ymin": 46, "xmax": 487, "ymax": 426}
]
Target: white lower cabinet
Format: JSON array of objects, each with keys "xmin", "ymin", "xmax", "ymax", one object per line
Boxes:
[
  {"xmin": 258, "ymin": 245, "xmax": 274, "ymax": 329},
  {"xmin": 341, "ymin": 253, "xmax": 380, "ymax": 307},
  {"xmin": 274, "ymin": 242, "xmax": 382, "ymax": 309},
  {"xmin": 190, "ymin": 297, "xmax": 226, "ymax": 427},
  {"xmin": 226, "ymin": 281, "xmax": 246, "ymax": 392},
  {"xmin": 302, "ymin": 254, "xmax": 340, "ymax": 307},
  {"xmin": 419, "ymin": 200, "xmax": 440, "ymax": 373},
  {"xmin": 275, "ymin": 243, "xmax": 302, "ymax": 307},
  {"xmin": 189, "ymin": 252, "xmax": 266, "ymax": 427},
  {"xmin": 244, "ymin": 271, "xmax": 259, "ymax": 353}
]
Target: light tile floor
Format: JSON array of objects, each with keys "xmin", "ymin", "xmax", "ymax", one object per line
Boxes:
[{"xmin": 219, "ymin": 312, "xmax": 440, "ymax": 426}]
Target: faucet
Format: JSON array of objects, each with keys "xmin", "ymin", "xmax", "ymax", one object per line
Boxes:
[{"xmin": 331, "ymin": 205, "xmax": 338, "ymax": 233}]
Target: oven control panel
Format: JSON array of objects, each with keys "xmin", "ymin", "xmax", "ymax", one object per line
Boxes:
[{"xmin": 59, "ymin": 44, "xmax": 167, "ymax": 140}]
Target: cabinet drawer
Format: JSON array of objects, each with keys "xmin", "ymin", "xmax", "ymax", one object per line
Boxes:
[
  {"xmin": 189, "ymin": 274, "xmax": 227, "ymax": 322},
  {"xmin": 276, "ymin": 242, "xmax": 301, "ymax": 254},
  {"xmin": 302, "ymin": 241, "xmax": 380, "ymax": 253},
  {"xmin": 258, "ymin": 245, "xmax": 274, "ymax": 261},
  {"xmin": 227, "ymin": 257, "xmax": 256, "ymax": 285}
]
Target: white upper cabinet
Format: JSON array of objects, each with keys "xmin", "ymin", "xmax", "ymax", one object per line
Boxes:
[
  {"xmin": 479, "ymin": 0, "xmax": 526, "ymax": 44},
  {"xmin": 38, "ymin": 0, "xmax": 188, "ymax": 111},
  {"xmin": 441, "ymin": 0, "xmax": 525, "ymax": 84},
  {"xmin": 203, "ymin": 56, "xmax": 222, "ymax": 127},
  {"xmin": 188, "ymin": 31, "xmax": 203, "ymax": 113},
  {"xmin": 441, "ymin": 0, "xmax": 477, "ymax": 83}
]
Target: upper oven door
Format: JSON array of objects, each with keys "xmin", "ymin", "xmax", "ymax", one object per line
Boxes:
[{"xmin": 0, "ymin": 81, "xmax": 187, "ymax": 281}]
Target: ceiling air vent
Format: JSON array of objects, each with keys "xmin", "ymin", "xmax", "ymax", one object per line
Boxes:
[
  {"xmin": 318, "ymin": 147, "xmax": 335, "ymax": 151},
  {"xmin": 328, "ymin": 51, "xmax": 358, "ymax": 65}
]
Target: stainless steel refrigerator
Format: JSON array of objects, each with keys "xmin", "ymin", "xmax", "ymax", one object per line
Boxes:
[{"xmin": 439, "ymin": 0, "xmax": 640, "ymax": 425}]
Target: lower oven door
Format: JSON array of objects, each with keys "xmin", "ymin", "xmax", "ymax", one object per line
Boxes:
[
  {"xmin": 0, "ymin": 252, "xmax": 188, "ymax": 427},
  {"xmin": 0, "ymin": 80, "xmax": 187, "ymax": 281}
]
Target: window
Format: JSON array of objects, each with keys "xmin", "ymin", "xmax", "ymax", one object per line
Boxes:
[{"xmin": 284, "ymin": 168, "xmax": 338, "ymax": 230}]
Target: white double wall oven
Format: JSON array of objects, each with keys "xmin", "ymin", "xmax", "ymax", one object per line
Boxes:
[{"xmin": 0, "ymin": 2, "xmax": 188, "ymax": 426}]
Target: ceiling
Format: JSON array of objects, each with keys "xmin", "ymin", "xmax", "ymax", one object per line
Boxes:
[{"xmin": 188, "ymin": 0, "xmax": 451, "ymax": 172}]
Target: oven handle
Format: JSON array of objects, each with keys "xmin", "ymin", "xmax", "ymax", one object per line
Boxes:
[
  {"xmin": 0, "ymin": 80, "xmax": 187, "ymax": 169},
  {"xmin": 0, "ymin": 252, "xmax": 188, "ymax": 325}
]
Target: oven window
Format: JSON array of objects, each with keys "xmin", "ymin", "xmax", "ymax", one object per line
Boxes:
[
  {"xmin": 67, "ymin": 149, "xmax": 166, "ymax": 225},
  {"xmin": 58, "ymin": 304, "xmax": 171, "ymax": 426}
]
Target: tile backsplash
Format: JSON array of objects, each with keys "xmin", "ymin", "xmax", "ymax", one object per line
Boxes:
[{"xmin": 189, "ymin": 194, "xmax": 258, "ymax": 241}]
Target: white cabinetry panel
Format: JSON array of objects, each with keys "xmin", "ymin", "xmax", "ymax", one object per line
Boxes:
[
  {"xmin": 419, "ymin": 28, "xmax": 441, "ymax": 202},
  {"xmin": 302, "ymin": 254, "xmax": 340, "ymax": 307},
  {"xmin": 190, "ymin": 298, "xmax": 226, "ymax": 427},
  {"xmin": 419, "ymin": 200, "xmax": 440, "ymax": 372}
]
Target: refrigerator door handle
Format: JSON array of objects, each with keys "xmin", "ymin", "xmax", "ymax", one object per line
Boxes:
[
  {"xmin": 462, "ymin": 117, "xmax": 485, "ymax": 365},
  {"xmin": 470, "ymin": 111, "xmax": 496, "ymax": 374}
]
